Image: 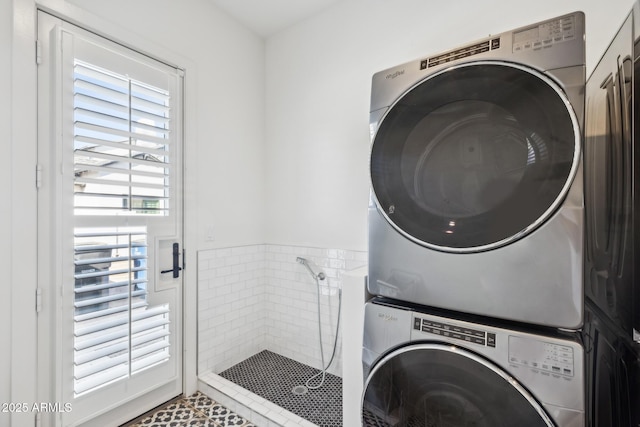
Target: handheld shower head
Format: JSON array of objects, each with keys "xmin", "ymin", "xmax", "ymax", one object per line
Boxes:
[{"xmin": 296, "ymin": 257, "xmax": 326, "ymax": 281}]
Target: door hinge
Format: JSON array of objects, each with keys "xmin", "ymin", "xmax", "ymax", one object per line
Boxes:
[
  {"xmin": 35, "ymin": 40, "xmax": 42, "ymax": 65},
  {"xmin": 36, "ymin": 288, "xmax": 42, "ymax": 313},
  {"xmin": 36, "ymin": 164, "xmax": 43, "ymax": 189}
]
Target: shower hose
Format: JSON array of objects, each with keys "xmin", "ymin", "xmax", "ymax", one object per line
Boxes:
[{"xmin": 305, "ymin": 273, "xmax": 342, "ymax": 390}]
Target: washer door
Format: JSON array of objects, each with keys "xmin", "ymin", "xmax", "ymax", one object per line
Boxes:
[
  {"xmin": 362, "ymin": 344, "xmax": 554, "ymax": 427},
  {"xmin": 370, "ymin": 61, "xmax": 580, "ymax": 252}
]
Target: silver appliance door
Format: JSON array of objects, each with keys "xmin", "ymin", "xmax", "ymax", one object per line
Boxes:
[
  {"xmin": 362, "ymin": 343, "xmax": 554, "ymax": 426},
  {"xmin": 370, "ymin": 61, "xmax": 580, "ymax": 252}
]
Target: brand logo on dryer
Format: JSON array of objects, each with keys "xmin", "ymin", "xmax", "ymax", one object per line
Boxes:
[
  {"xmin": 385, "ymin": 70, "xmax": 405, "ymax": 80},
  {"xmin": 378, "ymin": 313, "xmax": 398, "ymax": 322}
]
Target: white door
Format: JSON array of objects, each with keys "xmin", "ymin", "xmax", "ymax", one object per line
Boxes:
[{"xmin": 37, "ymin": 11, "xmax": 184, "ymax": 426}]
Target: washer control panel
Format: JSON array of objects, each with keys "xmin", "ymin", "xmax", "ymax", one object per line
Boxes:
[
  {"xmin": 508, "ymin": 335, "xmax": 574, "ymax": 377},
  {"xmin": 413, "ymin": 316, "xmax": 496, "ymax": 347}
]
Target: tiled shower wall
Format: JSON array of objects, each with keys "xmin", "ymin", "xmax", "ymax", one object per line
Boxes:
[{"xmin": 198, "ymin": 244, "xmax": 367, "ymax": 378}]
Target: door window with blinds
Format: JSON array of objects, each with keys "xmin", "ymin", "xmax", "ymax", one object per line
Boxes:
[
  {"xmin": 73, "ymin": 61, "xmax": 171, "ymax": 216},
  {"xmin": 73, "ymin": 227, "xmax": 170, "ymax": 395},
  {"xmin": 38, "ymin": 12, "xmax": 183, "ymax": 426},
  {"xmin": 71, "ymin": 61, "xmax": 173, "ymax": 395}
]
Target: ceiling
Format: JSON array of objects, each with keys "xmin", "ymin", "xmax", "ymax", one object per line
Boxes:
[{"xmin": 208, "ymin": 0, "xmax": 345, "ymax": 37}]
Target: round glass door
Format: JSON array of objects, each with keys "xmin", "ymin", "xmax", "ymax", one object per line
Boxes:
[
  {"xmin": 370, "ymin": 61, "xmax": 580, "ymax": 252},
  {"xmin": 362, "ymin": 344, "xmax": 554, "ymax": 426}
]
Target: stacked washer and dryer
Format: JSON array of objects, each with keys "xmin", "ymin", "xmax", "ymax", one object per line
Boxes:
[{"xmin": 362, "ymin": 10, "xmax": 638, "ymax": 426}]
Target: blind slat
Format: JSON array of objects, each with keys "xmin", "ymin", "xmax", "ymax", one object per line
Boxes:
[
  {"xmin": 75, "ymin": 121, "xmax": 170, "ymax": 146},
  {"xmin": 74, "ymin": 328, "xmax": 169, "ymax": 365},
  {"xmin": 75, "ymin": 305, "xmax": 170, "ymax": 337},
  {"xmin": 75, "ymin": 339, "xmax": 170, "ymax": 380},
  {"xmin": 75, "ymin": 93, "xmax": 129, "ymax": 117},
  {"xmin": 74, "ymin": 365, "xmax": 128, "ymax": 395},
  {"xmin": 75, "ymin": 255, "xmax": 146, "ymax": 267},
  {"xmin": 74, "ymin": 147, "xmax": 171, "ymax": 169},
  {"xmin": 74, "ymin": 315, "xmax": 169, "ymax": 351},
  {"xmin": 75, "ymin": 64, "xmax": 129, "ymax": 93},
  {"xmin": 75, "ymin": 176, "xmax": 167, "ymax": 191},
  {"xmin": 74, "ymin": 278, "xmax": 147, "ymax": 294},
  {"xmin": 131, "ymin": 107, "xmax": 170, "ymax": 126},
  {"xmin": 74, "ymin": 79, "xmax": 129, "ymax": 105},
  {"xmin": 131, "ymin": 96, "xmax": 170, "ymax": 116},
  {"xmin": 74, "ymin": 164, "xmax": 168, "ymax": 181},
  {"xmin": 75, "ymin": 135, "xmax": 169, "ymax": 157},
  {"xmin": 74, "ymin": 300, "xmax": 148, "ymax": 323},
  {"xmin": 74, "ymin": 288, "xmax": 147, "ymax": 309},
  {"xmin": 75, "ymin": 107, "xmax": 130, "ymax": 131}
]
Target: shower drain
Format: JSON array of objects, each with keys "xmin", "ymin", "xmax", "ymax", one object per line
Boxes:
[{"xmin": 291, "ymin": 385, "xmax": 308, "ymax": 395}]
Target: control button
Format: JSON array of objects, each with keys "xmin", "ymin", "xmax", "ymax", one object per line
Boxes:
[
  {"xmin": 487, "ymin": 333, "xmax": 496, "ymax": 347},
  {"xmin": 413, "ymin": 318, "xmax": 421, "ymax": 330},
  {"xmin": 471, "ymin": 337, "xmax": 486, "ymax": 345},
  {"xmin": 462, "ymin": 328, "xmax": 485, "ymax": 338}
]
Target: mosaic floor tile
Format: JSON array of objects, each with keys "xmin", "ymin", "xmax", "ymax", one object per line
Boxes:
[
  {"xmin": 124, "ymin": 392, "xmax": 256, "ymax": 427},
  {"xmin": 219, "ymin": 350, "xmax": 342, "ymax": 427},
  {"xmin": 131, "ymin": 401, "xmax": 200, "ymax": 426}
]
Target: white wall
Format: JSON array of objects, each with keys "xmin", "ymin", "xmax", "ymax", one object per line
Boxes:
[
  {"xmin": 264, "ymin": 0, "xmax": 636, "ymax": 252},
  {"xmin": 0, "ymin": 0, "xmax": 13, "ymax": 416}
]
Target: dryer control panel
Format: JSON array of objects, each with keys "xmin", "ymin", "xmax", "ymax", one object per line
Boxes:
[{"xmin": 513, "ymin": 14, "xmax": 576, "ymax": 52}]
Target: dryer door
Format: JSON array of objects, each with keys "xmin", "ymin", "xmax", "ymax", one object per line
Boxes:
[
  {"xmin": 370, "ymin": 61, "xmax": 581, "ymax": 252},
  {"xmin": 362, "ymin": 343, "xmax": 554, "ymax": 426}
]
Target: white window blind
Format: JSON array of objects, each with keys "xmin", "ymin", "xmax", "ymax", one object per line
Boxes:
[
  {"xmin": 73, "ymin": 227, "xmax": 170, "ymax": 396},
  {"xmin": 73, "ymin": 61, "xmax": 171, "ymax": 216}
]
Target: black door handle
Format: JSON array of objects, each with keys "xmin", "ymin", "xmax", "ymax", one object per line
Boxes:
[{"xmin": 160, "ymin": 242, "xmax": 182, "ymax": 278}]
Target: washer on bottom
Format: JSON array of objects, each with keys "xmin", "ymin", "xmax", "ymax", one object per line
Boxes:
[{"xmin": 362, "ymin": 298, "xmax": 585, "ymax": 427}]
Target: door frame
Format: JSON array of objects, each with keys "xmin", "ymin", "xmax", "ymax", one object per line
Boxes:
[{"xmin": 32, "ymin": 2, "xmax": 199, "ymax": 426}]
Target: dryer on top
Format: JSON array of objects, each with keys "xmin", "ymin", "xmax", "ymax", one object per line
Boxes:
[{"xmin": 368, "ymin": 12, "xmax": 585, "ymax": 329}]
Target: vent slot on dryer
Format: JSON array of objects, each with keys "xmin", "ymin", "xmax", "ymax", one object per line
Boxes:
[{"xmin": 421, "ymin": 38, "xmax": 501, "ymax": 69}]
